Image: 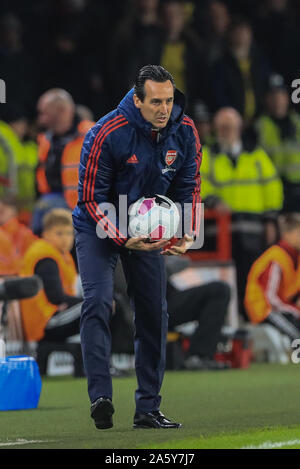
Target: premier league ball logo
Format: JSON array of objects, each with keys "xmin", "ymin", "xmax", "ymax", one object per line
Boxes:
[{"xmin": 128, "ymin": 195, "xmax": 180, "ymax": 240}]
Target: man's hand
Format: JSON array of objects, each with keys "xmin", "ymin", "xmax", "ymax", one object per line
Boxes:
[
  {"xmin": 125, "ymin": 236, "xmax": 169, "ymax": 251},
  {"xmin": 161, "ymin": 234, "xmax": 194, "ymax": 256}
]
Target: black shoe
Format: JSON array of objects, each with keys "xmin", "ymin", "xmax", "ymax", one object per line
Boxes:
[
  {"xmin": 91, "ymin": 397, "xmax": 114, "ymax": 429},
  {"xmin": 133, "ymin": 410, "xmax": 182, "ymax": 429}
]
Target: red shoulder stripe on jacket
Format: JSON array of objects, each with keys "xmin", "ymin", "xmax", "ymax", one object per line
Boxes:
[
  {"xmin": 89, "ymin": 119, "xmax": 129, "ymax": 200},
  {"xmin": 85, "ymin": 201, "xmax": 124, "ymax": 246},
  {"xmin": 83, "ymin": 115, "xmax": 126, "ymax": 201},
  {"xmin": 84, "ymin": 118, "xmax": 129, "ymax": 244}
]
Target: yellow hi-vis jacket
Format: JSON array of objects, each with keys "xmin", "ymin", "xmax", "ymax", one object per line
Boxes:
[
  {"xmin": 256, "ymin": 112, "xmax": 300, "ymax": 184},
  {"xmin": 0, "ymin": 121, "xmax": 38, "ymax": 209},
  {"xmin": 201, "ymin": 145, "xmax": 283, "ymax": 215}
]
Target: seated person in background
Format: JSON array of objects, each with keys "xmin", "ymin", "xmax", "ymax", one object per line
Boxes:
[
  {"xmin": 20, "ymin": 208, "xmax": 82, "ymax": 343},
  {"xmin": 201, "ymin": 107, "xmax": 283, "ymax": 319},
  {"xmin": 165, "ymin": 256, "xmax": 231, "ymax": 370},
  {"xmin": 0, "ymin": 194, "xmax": 37, "ymax": 260},
  {"xmin": 113, "ymin": 256, "xmax": 231, "ymax": 371},
  {"xmin": 245, "ymin": 213, "xmax": 300, "ymax": 341}
]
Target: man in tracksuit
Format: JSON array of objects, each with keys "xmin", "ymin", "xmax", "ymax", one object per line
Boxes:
[{"xmin": 73, "ymin": 65, "xmax": 202, "ymax": 429}]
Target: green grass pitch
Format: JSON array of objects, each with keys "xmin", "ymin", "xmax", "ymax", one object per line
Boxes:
[{"xmin": 0, "ymin": 363, "xmax": 300, "ymax": 449}]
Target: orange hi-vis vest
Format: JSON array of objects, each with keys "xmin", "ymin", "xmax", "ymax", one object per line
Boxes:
[
  {"xmin": 36, "ymin": 120, "xmax": 93, "ymax": 209},
  {"xmin": 0, "ymin": 229, "xmax": 20, "ymax": 275},
  {"xmin": 244, "ymin": 244, "xmax": 300, "ymax": 324},
  {"xmin": 1, "ymin": 217, "xmax": 37, "ymax": 258},
  {"xmin": 20, "ymin": 239, "xmax": 77, "ymax": 342}
]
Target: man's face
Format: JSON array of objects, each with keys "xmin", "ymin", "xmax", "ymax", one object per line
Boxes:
[
  {"xmin": 37, "ymin": 97, "xmax": 58, "ymax": 131},
  {"xmin": 43, "ymin": 224, "xmax": 74, "ymax": 254},
  {"xmin": 266, "ymin": 89, "xmax": 289, "ymax": 119},
  {"xmin": 230, "ymin": 25, "xmax": 252, "ymax": 50},
  {"xmin": 134, "ymin": 80, "xmax": 174, "ymax": 129},
  {"xmin": 163, "ymin": 2, "xmax": 185, "ymax": 35},
  {"xmin": 214, "ymin": 112, "xmax": 242, "ymax": 146}
]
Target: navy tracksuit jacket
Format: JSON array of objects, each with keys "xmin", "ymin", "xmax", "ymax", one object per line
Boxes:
[{"xmin": 73, "ymin": 88, "xmax": 202, "ymax": 412}]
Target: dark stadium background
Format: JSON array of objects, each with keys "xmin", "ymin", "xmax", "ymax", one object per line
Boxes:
[{"xmin": 1, "ymin": 0, "xmax": 299, "ymax": 122}]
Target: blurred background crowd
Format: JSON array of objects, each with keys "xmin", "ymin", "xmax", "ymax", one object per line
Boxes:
[
  {"xmin": 1, "ymin": 0, "xmax": 300, "ymax": 119},
  {"xmin": 1, "ymin": 0, "xmax": 300, "ymax": 371}
]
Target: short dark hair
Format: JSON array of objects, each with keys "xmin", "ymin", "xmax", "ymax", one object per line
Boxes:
[{"xmin": 134, "ymin": 65, "xmax": 175, "ymax": 102}]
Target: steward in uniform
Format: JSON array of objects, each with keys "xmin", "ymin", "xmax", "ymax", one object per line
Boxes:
[
  {"xmin": 33, "ymin": 89, "xmax": 93, "ymax": 234},
  {"xmin": 37, "ymin": 118, "xmax": 93, "ymax": 211},
  {"xmin": 201, "ymin": 107, "xmax": 283, "ymax": 318},
  {"xmin": 0, "ymin": 117, "xmax": 38, "ymax": 217},
  {"xmin": 245, "ymin": 212, "xmax": 300, "ymax": 340},
  {"xmin": 256, "ymin": 82, "xmax": 300, "ymax": 212}
]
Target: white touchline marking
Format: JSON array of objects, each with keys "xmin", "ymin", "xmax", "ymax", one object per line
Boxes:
[
  {"xmin": 242, "ymin": 439, "xmax": 300, "ymax": 450},
  {"xmin": 0, "ymin": 439, "xmax": 51, "ymax": 447}
]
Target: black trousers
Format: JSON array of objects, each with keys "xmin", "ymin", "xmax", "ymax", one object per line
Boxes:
[
  {"xmin": 168, "ymin": 281, "xmax": 231, "ymax": 359},
  {"xmin": 42, "ymin": 302, "xmax": 82, "ymax": 342}
]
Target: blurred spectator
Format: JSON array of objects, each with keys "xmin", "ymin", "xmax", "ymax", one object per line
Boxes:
[
  {"xmin": 0, "ymin": 195, "xmax": 37, "ymax": 260},
  {"xmin": 191, "ymin": 100, "xmax": 214, "ymax": 146},
  {"xmin": 193, "ymin": 0, "xmax": 261, "ymax": 28},
  {"xmin": 109, "ymin": 0, "xmax": 163, "ymax": 102},
  {"xmin": 20, "ymin": 208, "xmax": 82, "ymax": 343},
  {"xmin": 33, "ymin": 88, "xmax": 93, "ymax": 235},
  {"xmin": 0, "ymin": 117, "xmax": 17, "ymax": 199},
  {"xmin": 0, "ymin": 13, "xmax": 38, "ymax": 119},
  {"xmin": 0, "ymin": 107, "xmax": 38, "ymax": 216},
  {"xmin": 254, "ymin": 0, "xmax": 299, "ymax": 84},
  {"xmin": 201, "ymin": 107, "xmax": 283, "ymax": 317},
  {"xmin": 111, "ymin": 0, "xmax": 205, "ymax": 108},
  {"xmin": 160, "ymin": 0, "xmax": 205, "ymax": 107},
  {"xmin": 245, "ymin": 212, "xmax": 300, "ymax": 341},
  {"xmin": 255, "ymin": 74, "xmax": 300, "ymax": 213},
  {"xmin": 76, "ymin": 104, "xmax": 94, "ymax": 123},
  {"xmin": 40, "ymin": 24, "xmax": 107, "ymax": 118},
  {"xmin": 211, "ymin": 18, "xmax": 270, "ymax": 125},
  {"xmin": 200, "ymin": 1, "xmax": 231, "ymax": 67},
  {"xmin": 166, "ymin": 256, "xmax": 231, "ymax": 371}
]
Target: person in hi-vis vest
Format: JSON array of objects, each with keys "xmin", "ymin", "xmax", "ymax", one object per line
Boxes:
[
  {"xmin": 255, "ymin": 74, "xmax": 300, "ymax": 213},
  {"xmin": 201, "ymin": 107, "xmax": 283, "ymax": 318},
  {"xmin": 20, "ymin": 208, "xmax": 82, "ymax": 343},
  {"xmin": 32, "ymin": 89, "xmax": 93, "ymax": 235},
  {"xmin": 245, "ymin": 212, "xmax": 300, "ymax": 341}
]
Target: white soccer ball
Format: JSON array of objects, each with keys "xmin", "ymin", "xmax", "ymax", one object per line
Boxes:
[{"xmin": 128, "ymin": 195, "xmax": 180, "ymax": 240}]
